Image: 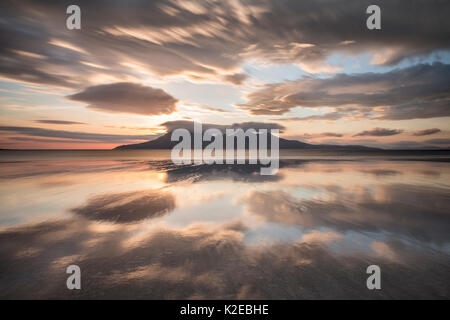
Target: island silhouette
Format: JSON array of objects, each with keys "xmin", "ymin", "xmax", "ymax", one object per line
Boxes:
[{"xmin": 115, "ymin": 122, "xmax": 378, "ymax": 150}]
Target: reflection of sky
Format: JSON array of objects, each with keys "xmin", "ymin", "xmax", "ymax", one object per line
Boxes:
[
  {"xmin": 0, "ymin": 153, "xmax": 449, "ymax": 298},
  {"xmin": 243, "ymin": 222, "xmax": 304, "ymax": 245}
]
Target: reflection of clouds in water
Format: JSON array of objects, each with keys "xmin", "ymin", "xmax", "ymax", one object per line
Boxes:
[
  {"xmin": 0, "ymin": 218, "xmax": 448, "ymax": 299},
  {"xmin": 1, "ymin": 158, "xmax": 450, "ymax": 299},
  {"xmin": 419, "ymin": 170, "xmax": 441, "ymax": 177},
  {"xmin": 360, "ymin": 169, "xmax": 402, "ymax": 177},
  {"xmin": 151, "ymin": 161, "xmax": 286, "ymax": 183},
  {"xmin": 0, "ymin": 160, "xmax": 144, "ymax": 180},
  {"xmin": 371, "ymin": 241, "xmax": 398, "ymax": 262},
  {"xmin": 242, "ymin": 184, "xmax": 450, "ymax": 244},
  {"xmin": 299, "ymin": 230, "xmax": 343, "ymax": 244},
  {"xmin": 72, "ymin": 188, "xmax": 175, "ymax": 223}
]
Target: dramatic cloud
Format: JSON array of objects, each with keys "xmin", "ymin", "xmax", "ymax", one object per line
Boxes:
[
  {"xmin": 239, "ymin": 63, "xmax": 450, "ymax": 118},
  {"xmin": 67, "ymin": 82, "xmax": 178, "ymax": 116},
  {"xmin": 412, "ymin": 128, "xmax": 441, "ymax": 136},
  {"xmin": 1, "ymin": 0, "xmax": 449, "ymax": 88},
  {"xmin": 354, "ymin": 128, "xmax": 403, "ymax": 137},
  {"xmin": 377, "ymin": 99, "xmax": 450, "ymax": 121},
  {"xmin": 1, "ymin": 0, "xmax": 449, "ymax": 149},
  {"xmin": 0, "ymin": 126, "xmax": 155, "ymax": 142}
]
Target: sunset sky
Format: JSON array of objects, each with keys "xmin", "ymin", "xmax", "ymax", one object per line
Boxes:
[{"xmin": 0, "ymin": 0, "xmax": 449, "ymax": 149}]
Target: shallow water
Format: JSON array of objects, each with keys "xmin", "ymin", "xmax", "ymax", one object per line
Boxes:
[{"xmin": 0, "ymin": 150, "xmax": 449, "ymax": 299}]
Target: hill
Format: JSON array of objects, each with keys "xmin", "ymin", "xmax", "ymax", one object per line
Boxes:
[{"xmin": 115, "ymin": 131, "xmax": 378, "ymax": 150}]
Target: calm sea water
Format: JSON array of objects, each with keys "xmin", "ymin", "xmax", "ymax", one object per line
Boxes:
[{"xmin": 0, "ymin": 150, "xmax": 449, "ymax": 299}]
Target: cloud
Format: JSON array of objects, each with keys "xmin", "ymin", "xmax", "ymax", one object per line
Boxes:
[
  {"xmin": 9, "ymin": 137, "xmax": 99, "ymax": 144},
  {"xmin": 223, "ymin": 73, "xmax": 248, "ymax": 85},
  {"xmin": 0, "ymin": 126, "xmax": 155, "ymax": 142},
  {"xmin": 302, "ymin": 132, "xmax": 344, "ymax": 139},
  {"xmin": 412, "ymin": 128, "xmax": 441, "ymax": 136},
  {"xmin": 230, "ymin": 121, "xmax": 285, "ymax": 132},
  {"xmin": 376, "ymin": 99, "xmax": 450, "ymax": 120},
  {"xmin": 239, "ymin": 63, "xmax": 450, "ymax": 117},
  {"xmin": 160, "ymin": 120, "xmax": 285, "ymax": 133},
  {"xmin": 287, "ymin": 112, "xmax": 345, "ymax": 122},
  {"xmin": 200, "ymin": 105, "xmax": 229, "ymax": 113},
  {"xmin": 354, "ymin": 127, "xmax": 403, "ymax": 137},
  {"xmin": 34, "ymin": 120, "xmax": 86, "ymax": 125},
  {"xmin": 1, "ymin": 0, "xmax": 449, "ymax": 89},
  {"xmin": 273, "ymin": 112, "xmax": 346, "ymax": 122},
  {"xmin": 67, "ymin": 82, "xmax": 178, "ymax": 116}
]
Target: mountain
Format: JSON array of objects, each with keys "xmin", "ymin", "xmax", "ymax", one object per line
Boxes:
[{"xmin": 115, "ymin": 131, "xmax": 379, "ymax": 150}]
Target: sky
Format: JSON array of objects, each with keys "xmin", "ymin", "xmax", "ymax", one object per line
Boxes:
[{"xmin": 0, "ymin": 0, "xmax": 449, "ymax": 149}]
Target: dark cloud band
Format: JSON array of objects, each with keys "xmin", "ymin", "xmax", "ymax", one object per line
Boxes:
[
  {"xmin": 0, "ymin": 126, "xmax": 156, "ymax": 142},
  {"xmin": 354, "ymin": 128, "xmax": 403, "ymax": 137},
  {"xmin": 240, "ymin": 63, "xmax": 450, "ymax": 120},
  {"xmin": 67, "ymin": 82, "xmax": 178, "ymax": 116}
]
